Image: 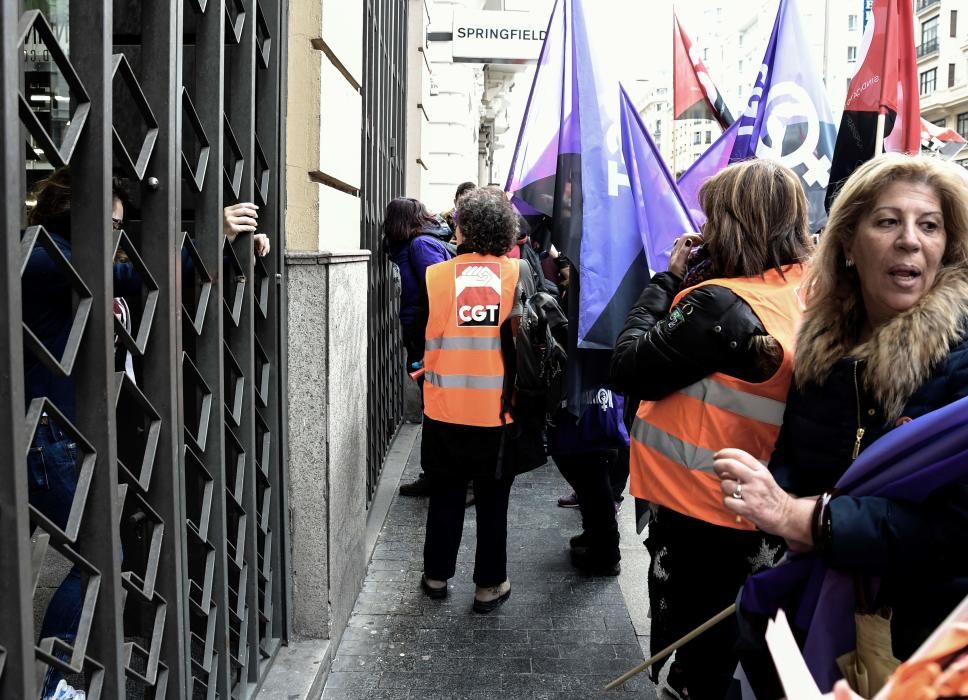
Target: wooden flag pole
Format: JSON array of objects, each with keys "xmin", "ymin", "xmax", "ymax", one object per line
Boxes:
[
  {"xmin": 604, "ymin": 604, "xmax": 737, "ymax": 691},
  {"xmin": 874, "ymin": 109, "xmax": 887, "ymax": 157}
]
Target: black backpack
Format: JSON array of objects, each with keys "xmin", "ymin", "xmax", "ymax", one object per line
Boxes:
[{"xmin": 501, "ymin": 260, "xmax": 569, "ymax": 429}]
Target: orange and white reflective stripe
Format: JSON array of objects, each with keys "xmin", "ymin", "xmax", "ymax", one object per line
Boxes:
[
  {"xmin": 424, "ymin": 336, "xmax": 502, "ymax": 351},
  {"xmin": 630, "ymin": 416, "xmax": 769, "ymax": 473},
  {"xmin": 424, "ymin": 371, "xmax": 504, "ymax": 390},
  {"xmin": 678, "ymin": 378, "xmax": 785, "ymax": 426}
]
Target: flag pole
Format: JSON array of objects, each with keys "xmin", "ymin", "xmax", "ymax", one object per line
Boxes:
[
  {"xmin": 604, "ymin": 604, "xmax": 736, "ymax": 691},
  {"xmin": 874, "ymin": 108, "xmax": 886, "ymax": 156}
]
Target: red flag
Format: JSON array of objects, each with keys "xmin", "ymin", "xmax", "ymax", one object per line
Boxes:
[
  {"xmin": 827, "ymin": 0, "xmax": 920, "ymax": 207},
  {"xmin": 672, "ymin": 13, "xmax": 733, "ymax": 130},
  {"xmin": 920, "ymin": 117, "xmax": 966, "ymax": 160}
]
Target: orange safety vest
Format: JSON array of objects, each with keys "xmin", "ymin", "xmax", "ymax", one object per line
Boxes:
[
  {"xmin": 423, "ymin": 253, "xmax": 520, "ymax": 428},
  {"xmin": 629, "ymin": 265, "xmax": 806, "ymax": 530}
]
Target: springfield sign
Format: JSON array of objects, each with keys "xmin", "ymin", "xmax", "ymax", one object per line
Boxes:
[{"xmin": 451, "ymin": 10, "xmax": 547, "ymax": 64}]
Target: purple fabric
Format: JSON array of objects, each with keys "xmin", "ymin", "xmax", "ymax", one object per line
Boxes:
[
  {"xmin": 677, "ymin": 120, "xmax": 740, "ymax": 228},
  {"xmin": 388, "ymin": 234, "xmax": 451, "ymax": 327},
  {"xmin": 506, "ymin": 0, "xmax": 654, "ymax": 352},
  {"xmin": 740, "ymin": 394, "xmax": 968, "ymax": 690},
  {"xmin": 619, "ymin": 85, "xmax": 699, "ymax": 273}
]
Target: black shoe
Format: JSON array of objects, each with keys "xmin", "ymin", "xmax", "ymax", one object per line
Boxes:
[
  {"xmin": 569, "ymin": 532, "xmax": 590, "ymax": 549},
  {"xmin": 420, "ymin": 575, "xmax": 448, "ymax": 599},
  {"xmin": 399, "ymin": 474, "xmax": 431, "ymax": 497},
  {"xmin": 570, "ymin": 548, "xmax": 621, "ymax": 576},
  {"xmin": 472, "ymin": 585, "xmax": 511, "ymax": 614}
]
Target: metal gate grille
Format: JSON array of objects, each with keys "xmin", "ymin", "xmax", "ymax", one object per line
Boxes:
[
  {"xmin": 362, "ymin": 0, "xmax": 407, "ymax": 503},
  {"xmin": 0, "ymin": 1, "xmax": 288, "ymax": 697}
]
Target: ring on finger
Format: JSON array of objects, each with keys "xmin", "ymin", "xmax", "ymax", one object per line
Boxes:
[{"xmin": 731, "ymin": 482, "xmax": 743, "ymax": 500}]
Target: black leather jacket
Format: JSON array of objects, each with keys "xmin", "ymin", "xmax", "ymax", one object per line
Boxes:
[{"xmin": 610, "ymin": 271, "xmax": 775, "ymax": 402}]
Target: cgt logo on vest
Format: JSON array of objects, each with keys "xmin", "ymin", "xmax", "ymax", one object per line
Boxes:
[{"xmin": 455, "ymin": 262, "xmax": 502, "ymax": 326}]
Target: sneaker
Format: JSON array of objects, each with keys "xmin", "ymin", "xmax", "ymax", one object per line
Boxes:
[
  {"xmin": 399, "ymin": 473, "xmax": 431, "ymax": 497},
  {"xmin": 472, "ymin": 580, "xmax": 512, "ymax": 614},
  {"xmin": 557, "ymin": 491, "xmax": 579, "ymax": 508}
]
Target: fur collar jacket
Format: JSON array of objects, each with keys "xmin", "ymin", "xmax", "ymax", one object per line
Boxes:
[{"xmin": 795, "ymin": 266, "xmax": 968, "ymax": 422}]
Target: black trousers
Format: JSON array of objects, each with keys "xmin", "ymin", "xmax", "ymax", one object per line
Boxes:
[
  {"xmin": 423, "ymin": 470, "xmax": 513, "ymax": 587},
  {"xmin": 553, "ymin": 450, "xmax": 620, "ymax": 559},
  {"xmin": 646, "ymin": 507, "xmax": 783, "ymax": 699}
]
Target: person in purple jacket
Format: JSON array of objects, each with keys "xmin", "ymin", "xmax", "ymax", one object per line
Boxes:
[{"xmin": 383, "ymin": 197, "xmax": 454, "ymax": 496}]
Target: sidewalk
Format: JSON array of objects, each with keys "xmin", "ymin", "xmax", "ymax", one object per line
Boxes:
[{"xmin": 322, "ymin": 432, "xmax": 658, "ymax": 699}]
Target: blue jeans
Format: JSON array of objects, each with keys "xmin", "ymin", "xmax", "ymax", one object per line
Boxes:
[{"xmin": 28, "ymin": 420, "xmax": 83, "ymax": 698}]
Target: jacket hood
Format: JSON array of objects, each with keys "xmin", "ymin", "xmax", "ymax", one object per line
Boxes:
[
  {"xmin": 795, "ymin": 265, "xmax": 968, "ymax": 421},
  {"xmin": 419, "ymin": 217, "xmax": 452, "ymax": 241}
]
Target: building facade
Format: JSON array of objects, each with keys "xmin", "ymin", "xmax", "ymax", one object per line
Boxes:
[{"xmin": 916, "ymin": 0, "xmax": 968, "ymax": 167}]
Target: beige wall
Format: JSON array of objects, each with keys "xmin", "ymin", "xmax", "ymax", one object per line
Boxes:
[{"xmin": 286, "ymin": 0, "xmax": 364, "ymax": 253}]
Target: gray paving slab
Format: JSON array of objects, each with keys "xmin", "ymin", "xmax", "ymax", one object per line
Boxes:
[{"xmin": 323, "ymin": 432, "xmax": 658, "ymax": 699}]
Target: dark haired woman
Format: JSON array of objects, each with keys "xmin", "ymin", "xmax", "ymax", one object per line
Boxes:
[
  {"xmin": 383, "ymin": 197, "xmax": 454, "ymax": 496},
  {"xmin": 611, "ymin": 159, "xmax": 812, "ymax": 699}
]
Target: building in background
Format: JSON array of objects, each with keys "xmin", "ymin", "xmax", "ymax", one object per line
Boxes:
[{"xmin": 916, "ymin": 0, "xmax": 968, "ymax": 167}]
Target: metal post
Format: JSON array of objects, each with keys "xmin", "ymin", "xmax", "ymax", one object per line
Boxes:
[
  {"xmin": 0, "ymin": 1, "xmax": 35, "ymax": 697},
  {"xmin": 69, "ymin": 0, "xmax": 126, "ymax": 694}
]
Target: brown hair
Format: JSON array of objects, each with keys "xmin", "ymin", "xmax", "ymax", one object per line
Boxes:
[
  {"xmin": 698, "ymin": 159, "xmax": 812, "ymax": 278},
  {"xmin": 382, "ymin": 197, "xmax": 439, "ymax": 244},
  {"xmin": 27, "ymin": 167, "xmax": 132, "ymax": 238}
]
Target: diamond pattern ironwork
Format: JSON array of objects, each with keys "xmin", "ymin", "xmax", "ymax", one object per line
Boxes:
[
  {"xmin": 24, "ymin": 398, "xmax": 96, "ymax": 545},
  {"xmin": 222, "ymin": 237, "xmax": 246, "ymax": 327},
  {"xmin": 254, "ymin": 338, "xmax": 270, "ymax": 407},
  {"xmin": 113, "ymin": 372, "xmax": 162, "ymax": 492},
  {"xmin": 111, "ymin": 53, "xmax": 159, "ymax": 180},
  {"xmin": 182, "ymin": 353, "xmax": 213, "ymax": 453},
  {"xmin": 253, "ymin": 133, "xmax": 269, "ymax": 206},
  {"xmin": 256, "ymin": 6, "xmax": 272, "ymax": 69},
  {"xmin": 223, "ymin": 343, "xmax": 244, "ymax": 427},
  {"xmin": 17, "ymin": 11, "xmax": 91, "ymax": 168},
  {"xmin": 20, "ymin": 226, "xmax": 93, "ymax": 378},
  {"xmin": 118, "ymin": 484, "xmax": 164, "ymax": 601},
  {"xmin": 223, "ymin": 114, "xmax": 244, "ymax": 199},
  {"xmin": 181, "ymin": 88, "xmax": 210, "ymax": 194},
  {"xmin": 113, "ymin": 230, "xmax": 160, "ymax": 356},
  {"xmin": 254, "ymin": 254, "xmax": 270, "ymax": 319},
  {"xmin": 180, "ymin": 232, "xmax": 213, "ymax": 336},
  {"xmin": 225, "ymin": 0, "xmax": 246, "ymax": 44}
]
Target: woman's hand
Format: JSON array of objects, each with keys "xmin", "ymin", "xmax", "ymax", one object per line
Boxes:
[
  {"xmin": 713, "ymin": 448, "xmax": 816, "ymax": 547},
  {"xmin": 254, "ymin": 233, "xmax": 270, "ymax": 257},
  {"xmin": 667, "ymin": 233, "xmax": 703, "ymax": 278},
  {"xmin": 223, "ymin": 202, "xmax": 259, "ymax": 242}
]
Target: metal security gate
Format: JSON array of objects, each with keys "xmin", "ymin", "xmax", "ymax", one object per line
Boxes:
[
  {"xmin": 362, "ymin": 0, "xmax": 407, "ymax": 502},
  {"xmin": 0, "ymin": 1, "xmax": 288, "ymax": 698}
]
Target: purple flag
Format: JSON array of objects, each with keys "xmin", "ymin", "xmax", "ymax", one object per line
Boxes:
[
  {"xmin": 506, "ymin": 0, "xmax": 650, "ymax": 353},
  {"xmin": 619, "ymin": 84, "xmax": 699, "ymax": 272},
  {"xmin": 741, "ymin": 394, "xmax": 968, "ymax": 690},
  {"xmin": 677, "ymin": 0, "xmax": 836, "ymax": 231}
]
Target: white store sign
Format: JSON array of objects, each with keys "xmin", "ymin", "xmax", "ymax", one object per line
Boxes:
[{"xmin": 451, "ymin": 10, "xmax": 547, "ymax": 64}]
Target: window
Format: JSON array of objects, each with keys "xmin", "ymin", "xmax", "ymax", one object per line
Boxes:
[
  {"xmin": 848, "ymin": 46, "xmax": 858, "ymax": 63},
  {"xmin": 952, "ymin": 10, "xmax": 958, "ymax": 38},
  {"xmin": 705, "ymin": 130, "xmax": 712, "ymax": 144},
  {"xmin": 693, "ymin": 131, "xmax": 702, "ymax": 145},
  {"xmin": 950, "ymin": 63, "xmax": 957, "ymax": 87},
  {"xmin": 958, "ymin": 112, "xmax": 968, "ymax": 140},
  {"xmin": 920, "ymin": 68, "xmax": 937, "ymax": 95},
  {"xmin": 934, "ymin": 117, "xmax": 947, "ymax": 128},
  {"xmin": 848, "ymin": 14, "xmax": 858, "ymax": 31},
  {"xmin": 922, "ymin": 15, "xmax": 939, "ymax": 46}
]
